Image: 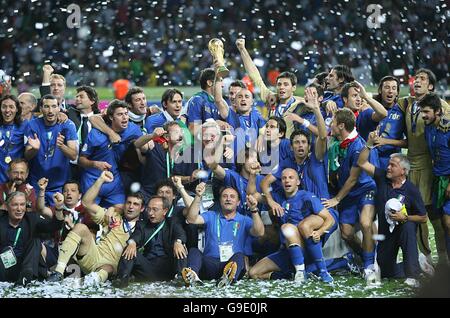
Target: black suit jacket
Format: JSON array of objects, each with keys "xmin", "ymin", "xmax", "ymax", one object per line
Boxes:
[
  {"xmin": 0, "ymin": 212, "xmax": 63, "ymax": 250},
  {"xmin": 130, "ymin": 216, "xmax": 186, "ymax": 258}
]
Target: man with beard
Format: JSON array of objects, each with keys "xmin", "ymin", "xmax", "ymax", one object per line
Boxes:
[
  {"xmin": 420, "ymin": 93, "xmax": 450, "ymax": 262},
  {"xmin": 399, "ymin": 68, "xmax": 450, "ymax": 266},
  {"xmin": 0, "ymin": 159, "xmax": 37, "ymax": 213},
  {"xmin": 25, "ymin": 95, "xmax": 78, "ymax": 206}
]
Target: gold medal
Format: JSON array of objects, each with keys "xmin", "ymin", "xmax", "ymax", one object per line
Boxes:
[{"xmin": 4, "ymin": 156, "xmax": 11, "ymax": 164}]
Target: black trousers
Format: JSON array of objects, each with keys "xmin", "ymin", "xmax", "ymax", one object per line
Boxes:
[
  {"xmin": 116, "ymin": 253, "xmax": 187, "ymax": 282},
  {"xmin": 377, "ymin": 221, "xmax": 421, "ymax": 279},
  {"xmin": 0, "ymin": 238, "xmax": 45, "ymax": 282}
]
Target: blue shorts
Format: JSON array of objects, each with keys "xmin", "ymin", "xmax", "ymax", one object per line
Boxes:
[
  {"xmin": 268, "ymin": 249, "xmax": 295, "ymax": 275},
  {"xmin": 339, "ymin": 190, "xmax": 375, "ymax": 225},
  {"xmin": 432, "ymin": 186, "xmax": 450, "ymax": 217},
  {"xmin": 437, "ymin": 199, "xmax": 450, "ymax": 216}
]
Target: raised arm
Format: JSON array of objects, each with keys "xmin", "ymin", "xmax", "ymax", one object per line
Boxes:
[
  {"xmin": 356, "ymin": 81, "xmax": 387, "ymax": 122},
  {"xmin": 247, "ymin": 194, "xmax": 265, "ymax": 237},
  {"xmin": 36, "ymin": 177, "xmax": 54, "ymax": 218},
  {"xmin": 134, "ymin": 127, "xmax": 165, "ymax": 150},
  {"xmin": 172, "ymin": 176, "xmax": 194, "ymax": 207},
  {"xmin": 42, "ymin": 64, "xmax": 53, "ymax": 86},
  {"xmin": 284, "ymin": 113, "xmax": 319, "ymax": 137},
  {"xmin": 246, "ymin": 162, "xmax": 265, "ymax": 202},
  {"xmin": 235, "ymin": 38, "xmax": 271, "ymax": 102},
  {"xmin": 52, "ymin": 192, "xmax": 66, "ymax": 222},
  {"xmin": 82, "ymin": 171, "xmax": 114, "ymax": 216},
  {"xmin": 185, "ymin": 182, "xmax": 207, "ymax": 225},
  {"xmin": 305, "ymin": 87, "xmax": 328, "ymax": 160},
  {"xmin": 357, "ymin": 131, "xmax": 376, "ymax": 177},
  {"xmin": 213, "ymin": 73, "xmax": 230, "ymax": 119},
  {"xmin": 259, "ymin": 173, "xmax": 275, "ymax": 201},
  {"xmin": 36, "ymin": 191, "xmax": 65, "ymax": 233}
]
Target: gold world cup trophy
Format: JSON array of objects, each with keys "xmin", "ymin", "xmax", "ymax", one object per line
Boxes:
[{"xmin": 208, "ymin": 38, "xmax": 229, "ymax": 78}]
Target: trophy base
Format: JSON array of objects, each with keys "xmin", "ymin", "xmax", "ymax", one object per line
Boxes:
[{"xmin": 216, "ymin": 66, "xmax": 230, "ymax": 78}]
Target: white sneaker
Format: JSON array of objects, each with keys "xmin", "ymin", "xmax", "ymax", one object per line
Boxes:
[
  {"xmin": 404, "ymin": 277, "xmax": 420, "ymax": 288},
  {"xmin": 364, "ymin": 268, "xmax": 378, "ymax": 286},
  {"xmin": 294, "ymin": 270, "xmax": 306, "ymax": 284},
  {"xmin": 419, "ymin": 253, "xmax": 435, "ymax": 276},
  {"xmin": 83, "ymin": 272, "xmax": 102, "ymax": 287}
]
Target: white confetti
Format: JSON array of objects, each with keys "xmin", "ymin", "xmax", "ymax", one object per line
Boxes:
[{"xmin": 130, "ymin": 182, "xmax": 141, "ymax": 193}]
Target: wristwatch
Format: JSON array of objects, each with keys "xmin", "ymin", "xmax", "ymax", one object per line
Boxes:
[
  {"xmin": 176, "ymin": 239, "xmax": 183, "ymax": 244},
  {"xmin": 127, "ymin": 239, "xmax": 136, "ymax": 245},
  {"xmin": 250, "ymin": 208, "xmax": 259, "ymax": 214}
]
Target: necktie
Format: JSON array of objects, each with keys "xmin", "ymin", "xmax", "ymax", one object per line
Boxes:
[{"xmin": 81, "ymin": 116, "xmax": 89, "ymax": 145}]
